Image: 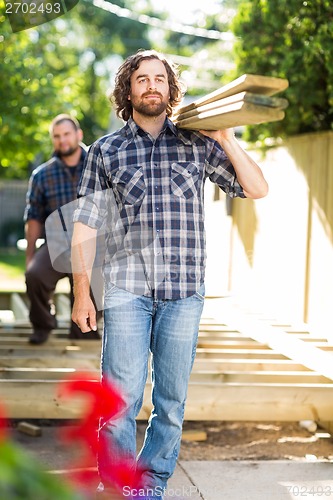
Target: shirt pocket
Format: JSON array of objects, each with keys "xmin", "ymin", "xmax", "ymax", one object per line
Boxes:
[
  {"xmin": 112, "ymin": 166, "xmax": 146, "ymax": 205},
  {"xmin": 171, "ymin": 162, "xmax": 199, "ymax": 199}
]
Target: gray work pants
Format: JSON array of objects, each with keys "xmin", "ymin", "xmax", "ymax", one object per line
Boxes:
[{"xmin": 25, "ymin": 244, "xmax": 100, "ymax": 339}]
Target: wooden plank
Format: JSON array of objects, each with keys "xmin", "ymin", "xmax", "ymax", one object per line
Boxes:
[
  {"xmin": 2, "ymin": 380, "xmax": 332, "ymax": 421},
  {"xmin": 1, "ymin": 327, "xmax": 326, "ymax": 343},
  {"xmin": 1, "ymin": 325, "xmax": 232, "ymax": 336},
  {"xmin": 199, "ymin": 332, "xmax": 328, "ymax": 344},
  {"xmin": 218, "ymin": 313, "xmax": 333, "ymax": 381},
  {"xmin": 318, "ymin": 421, "xmax": 333, "ymax": 435},
  {"xmin": 193, "ymin": 358, "xmax": 313, "ymax": 372},
  {"xmin": 1, "ymin": 380, "xmax": 89, "ymax": 419},
  {"xmin": 0, "ymin": 354, "xmax": 311, "ymax": 373},
  {"xmin": 0, "ymin": 328, "xmax": 69, "ymax": 337},
  {"xmin": 197, "ymin": 339, "xmax": 268, "ymax": 349},
  {"xmin": 1, "ymin": 337, "xmax": 268, "ymax": 349},
  {"xmin": 315, "ymin": 345, "xmax": 333, "ymax": 351},
  {"xmin": 176, "ymin": 101, "xmax": 285, "ymax": 130},
  {"xmin": 17, "ymin": 421, "xmax": 42, "ymax": 437},
  {"xmin": 0, "ymin": 367, "xmax": 92, "ymax": 380},
  {"xmin": 0, "ymin": 367, "xmax": 327, "ymax": 384},
  {"xmin": 0, "ymin": 338, "xmax": 101, "ymax": 348},
  {"xmin": 197, "ymin": 339, "xmax": 332, "ymax": 349},
  {"xmin": 175, "ymin": 74, "xmax": 289, "ymax": 115},
  {"xmin": 181, "ymin": 430, "xmax": 207, "ymax": 442},
  {"xmin": 0, "ymin": 355, "xmax": 309, "ymax": 372},
  {"xmin": 195, "ymin": 348, "xmax": 288, "ymax": 359},
  {"xmin": 199, "ymin": 324, "xmax": 235, "ymax": 330},
  {"xmin": 9, "ymin": 293, "xmax": 29, "ymax": 321},
  {"xmin": 189, "ymin": 371, "xmax": 331, "ymax": 384},
  {"xmin": 0, "ymin": 337, "xmax": 102, "ymax": 348},
  {"xmin": 0, "ymin": 345, "xmax": 101, "ymax": 357},
  {"xmin": 288, "ymin": 335, "xmax": 329, "ymax": 343},
  {"xmin": 184, "ymin": 383, "xmax": 333, "ymax": 421},
  {"xmin": 175, "ymin": 91, "xmax": 289, "ymax": 122},
  {"xmin": 0, "ymin": 355, "xmax": 100, "ymax": 370},
  {"xmin": 198, "ymin": 332, "xmax": 256, "ymax": 341}
]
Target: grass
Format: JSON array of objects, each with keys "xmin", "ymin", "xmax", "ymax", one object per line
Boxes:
[
  {"xmin": 0, "ymin": 249, "xmax": 25, "ymax": 280},
  {"xmin": 0, "ymin": 248, "xmax": 70, "ymax": 293}
]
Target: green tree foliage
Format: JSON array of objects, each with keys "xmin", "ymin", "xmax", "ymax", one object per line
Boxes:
[
  {"xmin": 151, "ymin": 10, "xmax": 234, "ymax": 97},
  {"xmin": 0, "ymin": 439, "xmax": 82, "ymax": 500},
  {"xmin": 231, "ymin": 0, "xmax": 333, "ymax": 142},
  {"xmin": 69, "ymin": 0, "xmax": 151, "ymax": 142},
  {"xmin": 0, "ymin": 17, "xmax": 87, "ymax": 178},
  {"xmin": 0, "ymin": 0, "xmax": 151, "ymax": 178}
]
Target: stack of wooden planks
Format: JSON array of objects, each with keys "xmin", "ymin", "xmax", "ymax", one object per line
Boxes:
[
  {"xmin": 1, "ymin": 292, "xmax": 333, "ymax": 424},
  {"xmin": 173, "ymin": 74, "xmax": 289, "ymax": 130}
]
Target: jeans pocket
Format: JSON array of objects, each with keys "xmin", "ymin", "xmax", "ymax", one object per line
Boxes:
[
  {"xmin": 194, "ymin": 284, "xmax": 205, "ymax": 301},
  {"xmin": 104, "ymin": 282, "xmax": 118, "ymax": 298}
]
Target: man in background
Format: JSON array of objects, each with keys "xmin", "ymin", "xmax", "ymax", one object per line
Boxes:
[{"xmin": 24, "ymin": 113, "xmax": 100, "ymax": 344}]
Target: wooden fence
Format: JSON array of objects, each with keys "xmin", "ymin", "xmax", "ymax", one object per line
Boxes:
[{"xmin": 227, "ymin": 131, "xmax": 333, "ymax": 330}]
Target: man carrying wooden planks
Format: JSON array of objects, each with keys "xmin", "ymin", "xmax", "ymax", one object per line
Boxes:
[{"xmin": 70, "ymin": 50, "xmax": 268, "ymax": 500}]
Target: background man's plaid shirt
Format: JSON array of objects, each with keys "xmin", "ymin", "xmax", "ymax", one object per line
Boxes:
[
  {"xmin": 74, "ymin": 118, "xmax": 245, "ymax": 300},
  {"xmin": 24, "ymin": 149, "xmax": 86, "ymax": 227}
]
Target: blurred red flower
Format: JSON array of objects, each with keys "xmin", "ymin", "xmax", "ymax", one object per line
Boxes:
[
  {"xmin": 58, "ymin": 372, "xmax": 146, "ymax": 493},
  {"xmin": 0, "ymin": 403, "xmax": 8, "ymax": 442}
]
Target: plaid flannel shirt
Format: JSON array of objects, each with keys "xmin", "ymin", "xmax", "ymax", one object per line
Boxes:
[
  {"xmin": 24, "ymin": 148, "xmax": 86, "ymax": 227},
  {"xmin": 74, "ymin": 117, "xmax": 245, "ymax": 300}
]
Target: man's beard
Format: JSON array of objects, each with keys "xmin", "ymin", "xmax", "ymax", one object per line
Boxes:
[
  {"xmin": 55, "ymin": 145, "xmax": 80, "ymax": 157},
  {"xmin": 132, "ymin": 94, "xmax": 168, "ymax": 117}
]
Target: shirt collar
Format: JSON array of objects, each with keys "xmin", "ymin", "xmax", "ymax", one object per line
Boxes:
[{"xmin": 126, "ymin": 116, "xmax": 178, "ymax": 140}]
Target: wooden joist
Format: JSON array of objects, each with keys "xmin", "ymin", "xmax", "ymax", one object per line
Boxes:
[
  {"xmin": 0, "ymin": 344, "xmax": 99, "ymax": 358},
  {"xmin": 195, "ymin": 348, "xmax": 289, "ymax": 359},
  {"xmin": 174, "ymin": 74, "xmax": 289, "ymax": 130},
  {"xmin": 193, "ymin": 359, "xmax": 314, "ymax": 372},
  {"xmin": 0, "ymin": 338, "xmax": 101, "ymax": 349},
  {"xmin": 2, "ymin": 379, "xmax": 333, "ymax": 421},
  {"xmin": 0, "ymin": 356, "xmax": 312, "ymax": 373},
  {"xmin": 1, "ymin": 294, "xmax": 333, "ymax": 422},
  {"xmin": 0, "ymin": 355, "xmax": 100, "ymax": 370},
  {"xmin": 0, "ymin": 367, "xmax": 329, "ymax": 384}
]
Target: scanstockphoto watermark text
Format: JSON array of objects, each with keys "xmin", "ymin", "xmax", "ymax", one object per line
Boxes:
[
  {"xmin": 4, "ymin": 0, "xmax": 79, "ymax": 33},
  {"xmin": 123, "ymin": 485, "xmax": 202, "ymax": 497},
  {"xmin": 5, "ymin": 2, "xmax": 62, "ymax": 15}
]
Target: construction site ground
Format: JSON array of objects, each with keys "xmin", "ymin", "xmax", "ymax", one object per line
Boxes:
[
  {"xmin": 6, "ymin": 419, "xmax": 333, "ymax": 500},
  {"xmin": 2, "ymin": 280, "xmax": 333, "ymax": 498}
]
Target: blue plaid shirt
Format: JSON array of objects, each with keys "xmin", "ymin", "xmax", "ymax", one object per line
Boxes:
[
  {"xmin": 74, "ymin": 118, "xmax": 245, "ymax": 300},
  {"xmin": 24, "ymin": 149, "xmax": 86, "ymax": 231}
]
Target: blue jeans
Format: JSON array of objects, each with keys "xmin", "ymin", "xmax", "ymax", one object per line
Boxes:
[{"xmin": 98, "ymin": 283, "xmax": 205, "ymax": 499}]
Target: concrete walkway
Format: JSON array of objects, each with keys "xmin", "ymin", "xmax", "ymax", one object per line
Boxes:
[{"xmin": 174, "ymin": 460, "xmax": 333, "ymax": 499}]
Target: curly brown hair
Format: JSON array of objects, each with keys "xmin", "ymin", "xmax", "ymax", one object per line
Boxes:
[{"xmin": 110, "ymin": 50, "xmax": 185, "ymax": 121}]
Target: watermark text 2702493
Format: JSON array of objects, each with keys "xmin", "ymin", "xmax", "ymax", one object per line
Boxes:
[{"xmin": 5, "ymin": 0, "xmax": 79, "ymax": 33}]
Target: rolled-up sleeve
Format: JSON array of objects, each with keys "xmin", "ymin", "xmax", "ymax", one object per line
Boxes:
[
  {"xmin": 24, "ymin": 169, "xmax": 46, "ymax": 222},
  {"xmin": 204, "ymin": 137, "xmax": 246, "ymax": 198}
]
